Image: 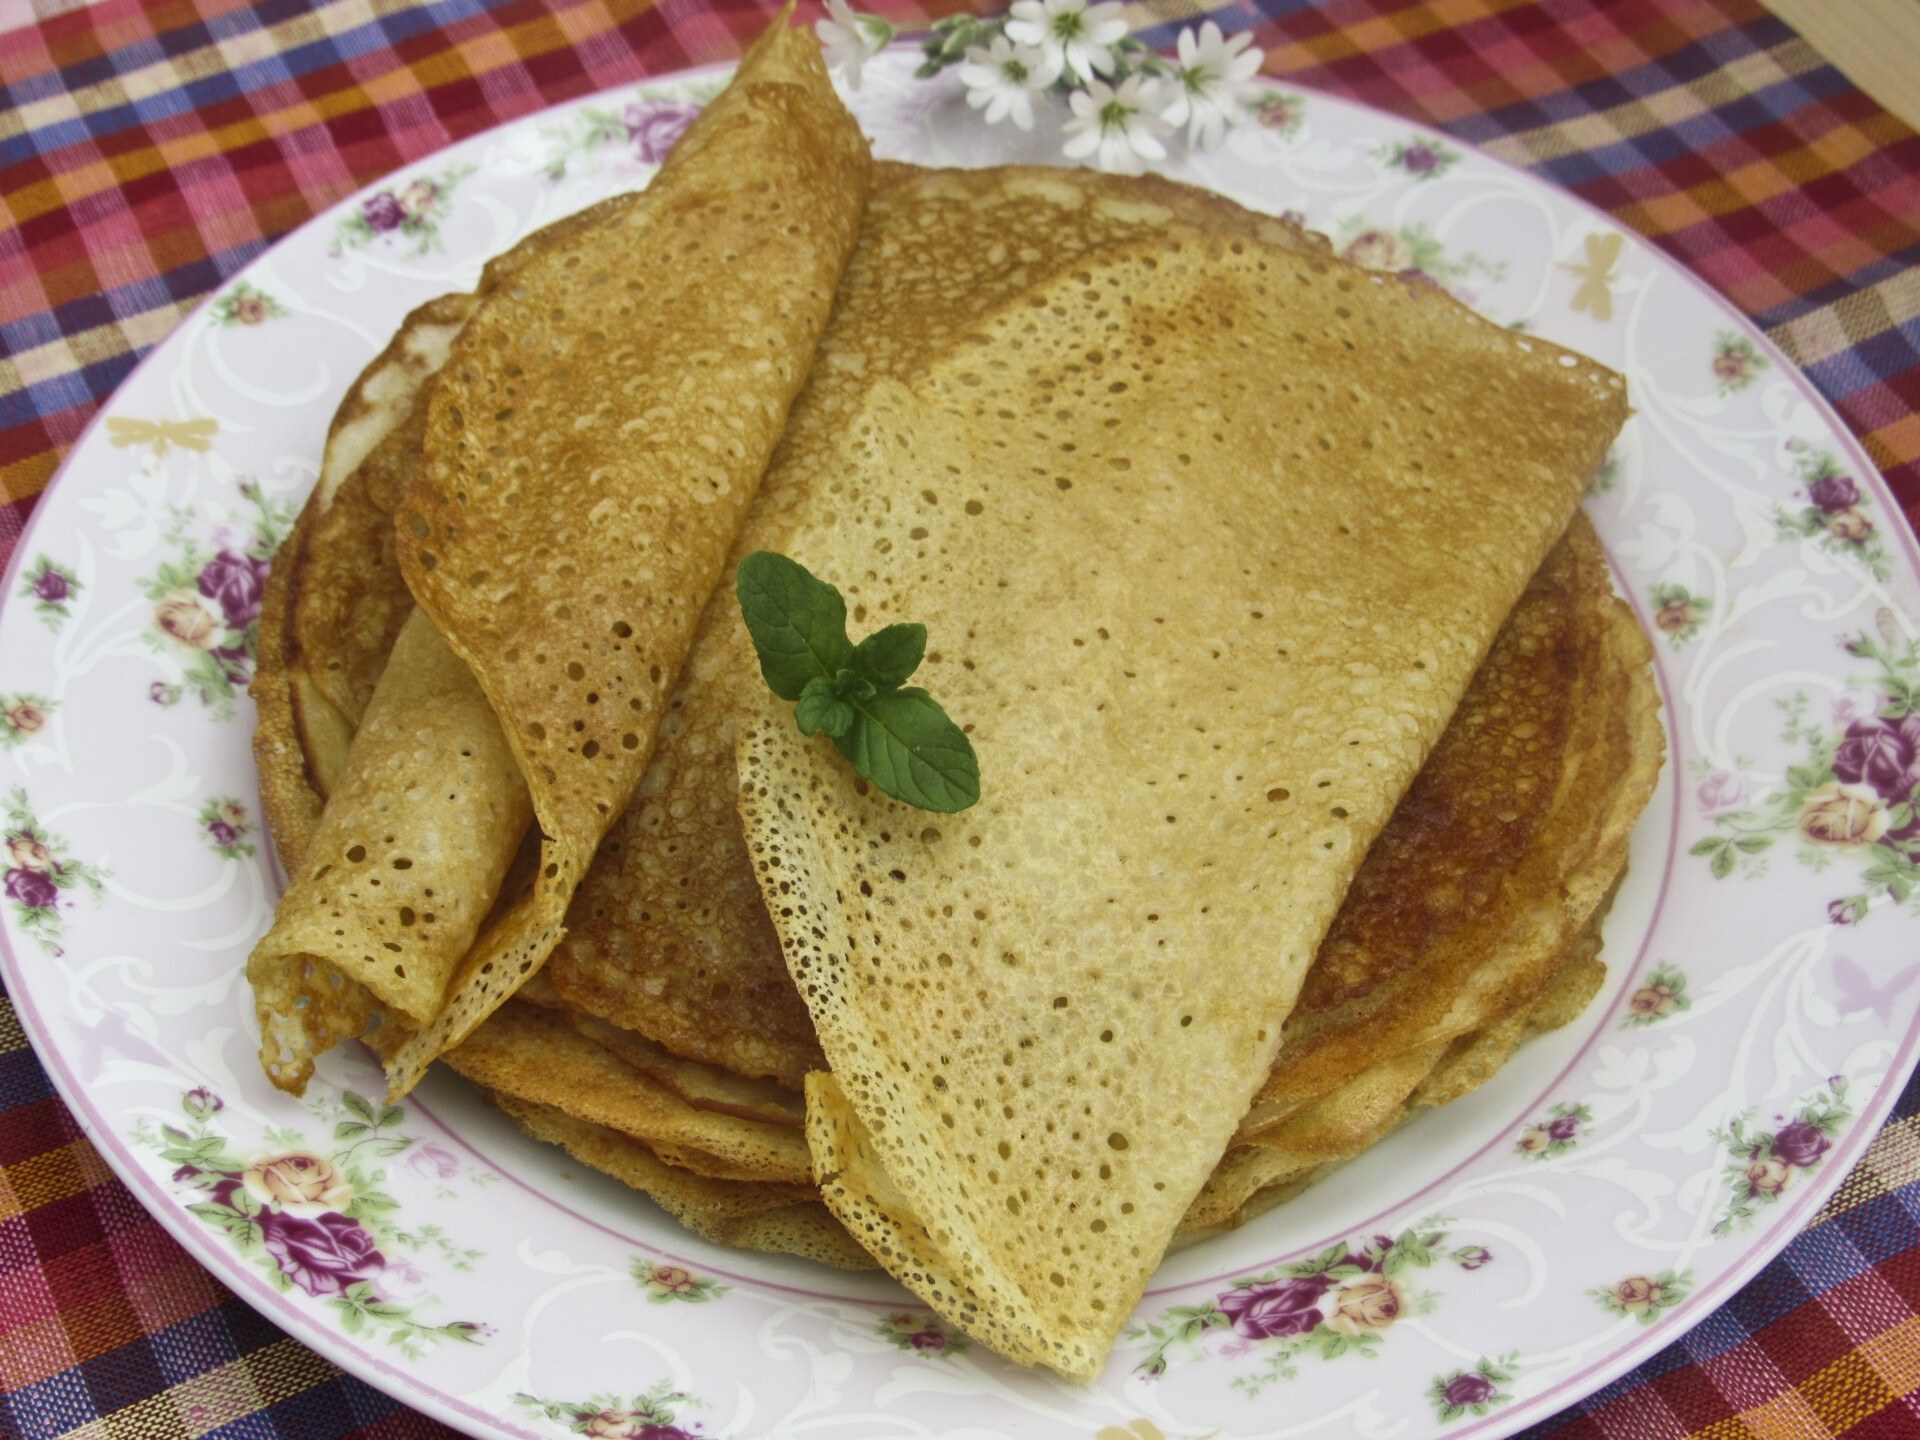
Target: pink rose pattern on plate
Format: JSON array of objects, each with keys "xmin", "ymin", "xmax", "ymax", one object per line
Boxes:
[
  {"xmin": 1590, "ymin": 1268, "xmax": 1692, "ymax": 1326},
  {"xmin": 1374, "ymin": 135, "xmax": 1460, "ymax": 180},
  {"xmin": 329, "ymin": 162, "xmax": 474, "ymax": 257},
  {"xmin": 137, "ymin": 478, "xmax": 293, "ymax": 718},
  {"xmin": 1647, "ymin": 582, "xmax": 1710, "ymax": 646},
  {"xmin": 3, "ymin": 787, "xmax": 107, "ymax": 956},
  {"xmin": 0, "ymin": 693, "xmax": 54, "ymax": 750},
  {"xmin": 211, "ymin": 280, "xmax": 287, "ymax": 327},
  {"xmin": 1621, "ymin": 962, "xmax": 1691, "ymax": 1028},
  {"xmin": 1691, "ymin": 616, "xmax": 1920, "ymax": 925},
  {"xmin": 1775, "ymin": 444, "xmax": 1890, "ymax": 581},
  {"xmin": 1254, "ymin": 90, "xmax": 1305, "ymax": 137},
  {"xmin": 199, "ymin": 795, "xmax": 255, "ymax": 860},
  {"xmin": 633, "ymin": 1260, "xmax": 726, "ymax": 1304},
  {"xmin": 136, "ymin": 1088, "xmax": 489, "ymax": 1351},
  {"xmin": 1332, "ymin": 216, "xmax": 1508, "ymax": 313},
  {"xmin": 1712, "ymin": 330, "xmax": 1768, "ymax": 396},
  {"xmin": 16, "ymin": 555, "xmax": 80, "ymax": 632},
  {"xmin": 1428, "ymin": 1353, "xmax": 1518, "ymax": 1424},
  {"xmin": 1711, "ymin": 1077, "xmax": 1852, "ymax": 1235},
  {"xmin": 1515, "ymin": 1102, "xmax": 1592, "ymax": 1161},
  {"xmin": 1695, "ymin": 767, "xmax": 1749, "ymax": 815},
  {"xmin": 1126, "ymin": 1223, "xmax": 1492, "ymax": 1397},
  {"xmin": 878, "ymin": 1311, "xmax": 971, "ymax": 1357},
  {"xmin": 514, "ymin": 1383, "xmax": 707, "ymax": 1440},
  {"xmin": 538, "ymin": 88, "xmax": 714, "ymax": 181}
]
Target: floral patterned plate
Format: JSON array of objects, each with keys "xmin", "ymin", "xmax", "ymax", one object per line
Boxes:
[{"xmin": 5, "ymin": 48, "xmax": 1920, "ymax": 1440}]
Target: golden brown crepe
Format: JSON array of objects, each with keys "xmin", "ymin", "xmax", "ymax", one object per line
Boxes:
[
  {"xmin": 256, "ymin": 159, "xmax": 1332, "ymax": 1100},
  {"xmin": 1183, "ymin": 881, "xmax": 1625, "ymax": 1233},
  {"xmin": 488, "ymin": 902, "xmax": 1617, "ymax": 1262},
  {"xmin": 737, "ymin": 234, "xmax": 1627, "ymax": 1377},
  {"xmin": 468, "ymin": 514, "xmax": 1657, "ymax": 1265},
  {"xmin": 1174, "ymin": 978, "xmax": 1601, "ymax": 1243},
  {"xmin": 488, "ymin": 1093, "xmax": 874, "ymax": 1269},
  {"xmin": 565, "ymin": 1012, "xmax": 805, "ymax": 1128},
  {"xmin": 1239, "ymin": 512, "xmax": 1661, "ymax": 1136},
  {"xmin": 255, "ymin": 290, "xmax": 476, "ymax": 876},
  {"xmin": 443, "ymin": 1000, "xmax": 812, "ymax": 1182},
  {"xmin": 541, "ymin": 162, "xmax": 1330, "ymax": 1087},
  {"xmin": 248, "ymin": 610, "xmax": 536, "ymax": 1091},
  {"xmin": 256, "ymin": 195, "xmax": 644, "ymax": 873},
  {"xmin": 249, "ymin": 72, "xmax": 1659, "ymax": 1363},
  {"xmin": 376, "ymin": 16, "xmax": 872, "ymax": 1096},
  {"xmin": 246, "ymin": 15, "xmax": 871, "ymax": 1097}
]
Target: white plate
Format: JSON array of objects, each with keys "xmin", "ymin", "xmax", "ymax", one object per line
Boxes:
[{"xmin": 5, "ymin": 47, "xmax": 1920, "ymax": 1440}]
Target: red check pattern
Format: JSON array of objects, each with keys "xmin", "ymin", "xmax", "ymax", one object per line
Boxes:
[{"xmin": 2, "ymin": 2, "xmax": 1919, "ymax": 1437}]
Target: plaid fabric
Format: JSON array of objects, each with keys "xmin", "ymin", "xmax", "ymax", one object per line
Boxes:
[
  {"xmin": 1, "ymin": 0, "xmax": 1917, "ymax": 1436},
  {"xmin": 1528, "ymin": 1099, "xmax": 1920, "ymax": 1440},
  {"xmin": 0, "ymin": 998, "xmax": 444, "ymax": 1440}
]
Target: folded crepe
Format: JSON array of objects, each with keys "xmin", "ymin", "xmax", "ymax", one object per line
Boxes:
[
  {"xmin": 250, "ymin": 104, "xmax": 1656, "ymax": 1372},
  {"xmin": 540, "ymin": 162, "xmax": 1328, "ymax": 1086},
  {"xmin": 255, "ymin": 155, "xmax": 1652, "ymax": 1278},
  {"xmin": 247, "ymin": 14, "xmax": 871, "ymax": 1096},
  {"xmin": 733, "ymin": 236, "xmax": 1628, "ymax": 1377},
  {"xmin": 255, "ymin": 194, "xmax": 642, "ymax": 864},
  {"xmin": 1177, "ymin": 925, "xmax": 1610, "ymax": 1237}
]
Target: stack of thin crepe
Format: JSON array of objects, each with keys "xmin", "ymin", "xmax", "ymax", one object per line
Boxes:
[{"xmin": 250, "ymin": 19, "xmax": 1660, "ymax": 1379}]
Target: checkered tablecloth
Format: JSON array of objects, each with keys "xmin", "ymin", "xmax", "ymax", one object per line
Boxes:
[{"xmin": 3, "ymin": 1, "xmax": 1919, "ymax": 1436}]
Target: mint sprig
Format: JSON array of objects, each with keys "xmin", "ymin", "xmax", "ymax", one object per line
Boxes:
[{"xmin": 736, "ymin": 552, "xmax": 979, "ymax": 813}]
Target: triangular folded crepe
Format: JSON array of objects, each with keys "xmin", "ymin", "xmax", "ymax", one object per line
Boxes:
[{"xmin": 735, "ymin": 237, "xmax": 1627, "ymax": 1376}]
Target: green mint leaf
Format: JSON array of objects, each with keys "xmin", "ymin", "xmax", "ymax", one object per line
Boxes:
[
  {"xmin": 835, "ymin": 687, "xmax": 980, "ymax": 813},
  {"xmin": 735, "ymin": 552, "xmax": 854, "ymax": 701},
  {"xmin": 795, "ymin": 677, "xmax": 855, "ymax": 739},
  {"xmin": 740, "ymin": 554, "xmax": 979, "ymax": 812},
  {"xmin": 852, "ymin": 622, "xmax": 926, "ymax": 689},
  {"xmin": 834, "ymin": 667, "xmax": 878, "ymax": 704}
]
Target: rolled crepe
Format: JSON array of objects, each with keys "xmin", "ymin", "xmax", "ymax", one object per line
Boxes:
[
  {"xmin": 250, "ymin": 610, "xmax": 535, "ymax": 1084},
  {"xmin": 253, "ymin": 291, "xmax": 476, "ymax": 878},
  {"xmin": 254, "ymin": 195, "xmax": 641, "ymax": 878},
  {"xmin": 247, "ymin": 11, "xmax": 870, "ymax": 1096},
  {"xmin": 735, "ymin": 237, "xmax": 1628, "ymax": 1378}
]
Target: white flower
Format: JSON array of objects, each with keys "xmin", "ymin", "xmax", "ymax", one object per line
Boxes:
[
  {"xmin": 1062, "ymin": 75, "xmax": 1172, "ymax": 176},
  {"xmin": 1005, "ymin": 0, "xmax": 1129, "ymax": 84},
  {"xmin": 816, "ymin": 0, "xmax": 892, "ymax": 89},
  {"xmin": 958, "ymin": 36, "xmax": 1060, "ymax": 131},
  {"xmin": 1161, "ymin": 22, "xmax": 1265, "ymax": 151}
]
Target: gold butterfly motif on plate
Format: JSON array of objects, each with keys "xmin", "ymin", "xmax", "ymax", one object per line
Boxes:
[
  {"xmin": 105, "ymin": 416, "xmax": 218, "ymax": 457},
  {"xmin": 1561, "ymin": 232, "xmax": 1624, "ymax": 321},
  {"xmin": 1096, "ymin": 1422, "xmax": 1221, "ymax": 1440}
]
